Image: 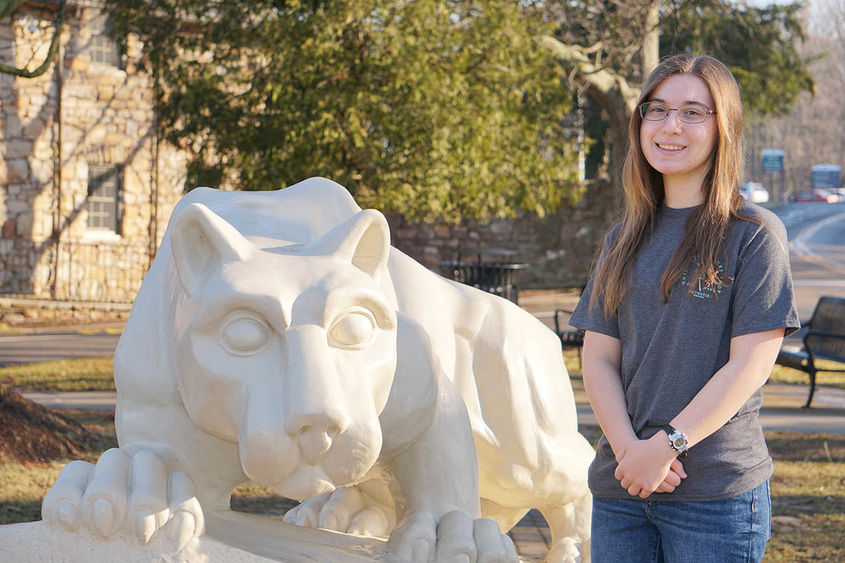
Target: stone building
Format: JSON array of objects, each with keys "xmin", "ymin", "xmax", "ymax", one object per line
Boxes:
[
  {"xmin": 0, "ymin": 0, "xmax": 186, "ymax": 307},
  {"xmin": 0, "ymin": 2, "xmax": 615, "ymax": 324}
]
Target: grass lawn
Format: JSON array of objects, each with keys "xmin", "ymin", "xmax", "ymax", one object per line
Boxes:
[
  {"xmin": 0, "ymin": 357, "xmax": 115, "ymax": 392},
  {"xmin": 0, "ymin": 409, "xmax": 118, "ymax": 525},
  {"xmin": 0, "ymin": 347, "xmax": 842, "ymax": 393},
  {"xmin": 768, "ymin": 361, "xmax": 845, "ymax": 388},
  {"xmin": 8, "ymin": 333, "xmax": 832, "ymax": 408}
]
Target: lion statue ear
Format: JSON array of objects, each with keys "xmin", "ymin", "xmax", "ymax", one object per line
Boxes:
[
  {"xmin": 306, "ymin": 209, "xmax": 390, "ymax": 279},
  {"xmin": 170, "ymin": 202, "xmax": 256, "ymax": 296}
]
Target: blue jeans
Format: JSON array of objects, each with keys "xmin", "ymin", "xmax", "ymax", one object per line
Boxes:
[{"xmin": 591, "ymin": 481, "xmax": 771, "ymax": 563}]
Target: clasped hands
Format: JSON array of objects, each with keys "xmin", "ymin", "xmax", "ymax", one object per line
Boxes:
[{"xmin": 614, "ymin": 432, "xmax": 687, "ymax": 499}]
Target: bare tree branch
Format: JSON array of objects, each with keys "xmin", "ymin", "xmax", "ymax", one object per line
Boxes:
[
  {"xmin": 536, "ymin": 35, "xmax": 640, "ymax": 112},
  {"xmin": 0, "ymin": 0, "xmax": 66, "ymax": 78}
]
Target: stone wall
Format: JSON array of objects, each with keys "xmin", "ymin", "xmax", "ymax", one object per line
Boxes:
[
  {"xmin": 0, "ymin": 1, "xmax": 186, "ymax": 302},
  {"xmin": 388, "ymin": 178, "xmax": 621, "ymax": 289},
  {"xmin": 0, "ymin": 294, "xmax": 130, "ymax": 326}
]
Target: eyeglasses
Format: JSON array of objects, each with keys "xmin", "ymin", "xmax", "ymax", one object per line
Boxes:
[{"xmin": 638, "ymin": 102, "xmax": 716, "ymax": 124}]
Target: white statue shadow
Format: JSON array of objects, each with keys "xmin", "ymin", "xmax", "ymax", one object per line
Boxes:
[{"xmin": 0, "ymin": 178, "xmax": 594, "ymax": 562}]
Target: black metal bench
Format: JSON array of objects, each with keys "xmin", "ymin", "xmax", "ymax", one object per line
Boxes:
[
  {"xmin": 554, "ymin": 309, "xmax": 585, "ymax": 369},
  {"xmin": 775, "ymin": 296, "xmax": 845, "ymax": 408}
]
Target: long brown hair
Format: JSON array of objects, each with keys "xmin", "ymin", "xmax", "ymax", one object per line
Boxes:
[{"xmin": 592, "ymin": 54, "xmax": 746, "ymax": 318}]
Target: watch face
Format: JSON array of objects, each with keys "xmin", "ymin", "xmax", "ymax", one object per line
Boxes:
[{"xmin": 672, "ymin": 436, "xmax": 686, "ymax": 448}]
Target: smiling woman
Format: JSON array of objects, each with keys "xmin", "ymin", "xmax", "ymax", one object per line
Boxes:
[{"xmin": 569, "ymin": 53, "xmax": 800, "ymax": 563}]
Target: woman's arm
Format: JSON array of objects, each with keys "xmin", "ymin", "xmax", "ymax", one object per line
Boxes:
[
  {"xmin": 581, "ymin": 331, "xmax": 636, "ymax": 455},
  {"xmin": 582, "ymin": 331, "xmax": 685, "ymax": 495},
  {"xmin": 614, "ymin": 328, "xmax": 784, "ymax": 497},
  {"xmin": 669, "ymin": 328, "xmax": 784, "ymax": 447}
]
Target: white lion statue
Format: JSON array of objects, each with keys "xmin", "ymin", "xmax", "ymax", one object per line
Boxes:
[{"xmin": 38, "ymin": 178, "xmax": 594, "ymax": 562}]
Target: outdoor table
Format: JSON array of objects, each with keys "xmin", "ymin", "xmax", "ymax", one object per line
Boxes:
[{"xmin": 441, "ymin": 247, "xmax": 529, "ymax": 304}]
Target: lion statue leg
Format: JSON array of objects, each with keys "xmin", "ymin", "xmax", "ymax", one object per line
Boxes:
[
  {"xmin": 41, "ymin": 447, "xmax": 204, "ymax": 551},
  {"xmin": 540, "ymin": 490, "xmax": 592, "ymax": 563}
]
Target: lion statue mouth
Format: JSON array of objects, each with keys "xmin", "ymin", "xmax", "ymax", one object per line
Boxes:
[
  {"xmin": 239, "ymin": 441, "xmax": 379, "ymax": 501},
  {"xmin": 238, "ymin": 443, "xmax": 348, "ymax": 500},
  {"xmin": 235, "ymin": 421, "xmax": 383, "ymax": 502},
  {"xmin": 267, "ymin": 465, "xmax": 338, "ymax": 501}
]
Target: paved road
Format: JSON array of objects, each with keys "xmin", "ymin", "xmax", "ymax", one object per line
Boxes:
[
  {"xmin": 0, "ymin": 328, "xmax": 122, "ymax": 367},
  {"xmin": 773, "ymin": 201, "xmax": 845, "ymax": 320}
]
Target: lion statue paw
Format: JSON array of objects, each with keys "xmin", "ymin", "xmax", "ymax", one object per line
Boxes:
[
  {"xmin": 41, "ymin": 448, "xmax": 203, "ymax": 551},
  {"xmin": 389, "ymin": 510, "xmax": 518, "ymax": 563},
  {"xmin": 283, "ymin": 481, "xmax": 395, "ymax": 537}
]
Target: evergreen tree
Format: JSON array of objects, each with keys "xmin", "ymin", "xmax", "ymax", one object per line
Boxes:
[{"xmin": 111, "ymin": 1, "xmax": 580, "ymax": 223}]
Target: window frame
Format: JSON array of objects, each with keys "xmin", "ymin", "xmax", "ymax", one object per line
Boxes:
[
  {"xmin": 89, "ymin": 15, "xmax": 124, "ymax": 70},
  {"xmin": 85, "ymin": 164, "xmax": 124, "ymax": 235}
]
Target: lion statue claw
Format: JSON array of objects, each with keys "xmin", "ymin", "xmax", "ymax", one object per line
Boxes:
[{"xmin": 41, "ymin": 178, "xmax": 594, "ymax": 562}]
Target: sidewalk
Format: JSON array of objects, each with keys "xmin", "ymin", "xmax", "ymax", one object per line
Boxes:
[{"xmin": 21, "ymin": 381, "xmax": 845, "ymax": 433}]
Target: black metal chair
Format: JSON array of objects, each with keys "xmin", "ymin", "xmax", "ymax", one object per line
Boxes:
[
  {"xmin": 554, "ymin": 308, "xmax": 585, "ymax": 370},
  {"xmin": 775, "ymin": 296, "xmax": 845, "ymax": 408}
]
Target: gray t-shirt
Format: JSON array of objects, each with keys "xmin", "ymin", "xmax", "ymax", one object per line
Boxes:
[{"xmin": 570, "ymin": 202, "xmax": 800, "ymax": 501}]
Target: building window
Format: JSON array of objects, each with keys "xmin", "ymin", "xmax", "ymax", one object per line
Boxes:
[
  {"xmin": 86, "ymin": 165, "xmax": 122, "ymax": 233},
  {"xmin": 90, "ymin": 29, "xmax": 122, "ymax": 68}
]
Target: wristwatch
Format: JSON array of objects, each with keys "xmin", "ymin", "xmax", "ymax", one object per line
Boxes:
[{"xmin": 663, "ymin": 424, "xmax": 689, "ymax": 458}]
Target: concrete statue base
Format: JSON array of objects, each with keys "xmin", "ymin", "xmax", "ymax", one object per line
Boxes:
[{"xmin": 0, "ymin": 511, "xmax": 388, "ymax": 562}]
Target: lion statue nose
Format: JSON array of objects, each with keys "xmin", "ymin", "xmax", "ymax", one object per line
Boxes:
[
  {"xmin": 286, "ymin": 412, "xmax": 348, "ymax": 465},
  {"xmin": 298, "ymin": 426, "xmax": 333, "ymax": 464}
]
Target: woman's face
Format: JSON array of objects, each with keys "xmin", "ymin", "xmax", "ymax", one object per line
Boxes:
[{"xmin": 639, "ymin": 73, "xmax": 718, "ymax": 193}]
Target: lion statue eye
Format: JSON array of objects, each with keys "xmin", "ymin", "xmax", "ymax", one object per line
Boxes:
[
  {"xmin": 329, "ymin": 310, "xmax": 376, "ymax": 348},
  {"xmin": 218, "ymin": 314, "xmax": 270, "ymax": 355}
]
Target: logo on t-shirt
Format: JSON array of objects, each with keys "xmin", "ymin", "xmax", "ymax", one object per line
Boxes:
[{"xmin": 680, "ymin": 259, "xmax": 730, "ymax": 300}]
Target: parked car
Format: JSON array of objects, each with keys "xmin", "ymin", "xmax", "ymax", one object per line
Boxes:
[
  {"xmin": 739, "ymin": 182, "xmax": 769, "ymax": 203},
  {"xmin": 789, "ymin": 189, "xmax": 843, "ymax": 203}
]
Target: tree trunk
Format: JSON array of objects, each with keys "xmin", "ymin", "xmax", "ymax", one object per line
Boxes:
[
  {"xmin": 537, "ymin": 35, "xmax": 641, "ymax": 205},
  {"xmin": 641, "ymin": 0, "xmax": 661, "ymax": 79}
]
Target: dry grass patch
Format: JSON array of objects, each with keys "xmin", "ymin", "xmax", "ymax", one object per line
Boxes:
[
  {"xmin": 0, "ymin": 357, "xmax": 115, "ymax": 392},
  {"xmin": 768, "ymin": 362, "xmax": 845, "ymax": 389},
  {"xmin": 765, "ymin": 432, "xmax": 845, "ymax": 562},
  {"xmin": 0, "ymin": 460, "xmax": 67, "ymax": 525},
  {"xmin": 0, "ymin": 408, "xmax": 116, "ymax": 525}
]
